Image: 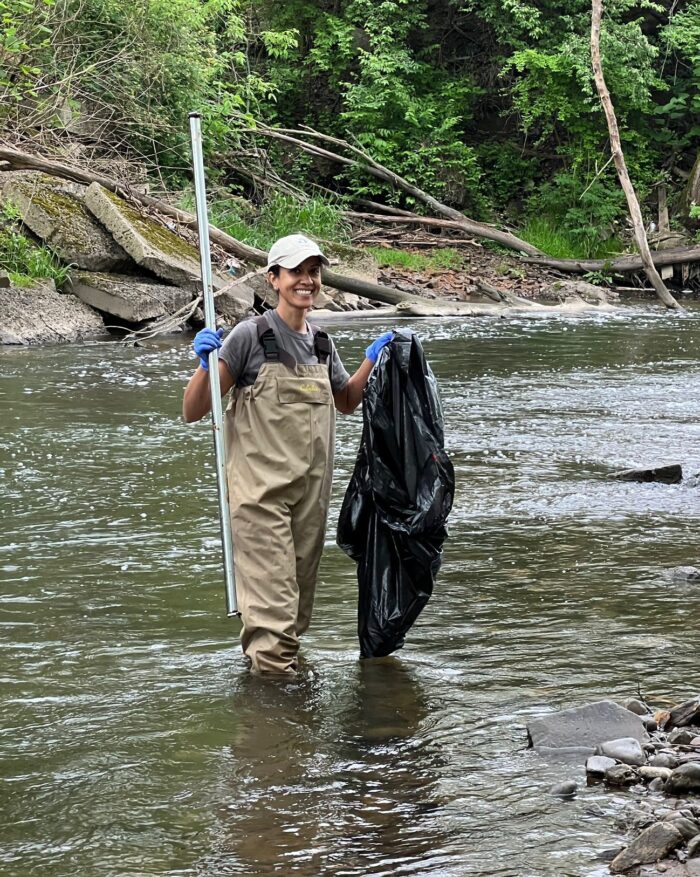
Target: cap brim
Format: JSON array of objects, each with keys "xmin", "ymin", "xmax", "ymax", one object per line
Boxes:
[{"xmin": 265, "ymin": 247, "xmax": 330, "ymax": 272}]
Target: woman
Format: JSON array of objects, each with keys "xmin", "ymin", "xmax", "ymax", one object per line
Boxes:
[{"xmin": 183, "ymin": 233, "xmax": 391, "ymax": 675}]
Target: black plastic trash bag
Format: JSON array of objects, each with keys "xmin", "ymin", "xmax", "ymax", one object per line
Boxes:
[{"xmin": 337, "ymin": 330, "xmax": 455, "ymax": 658}]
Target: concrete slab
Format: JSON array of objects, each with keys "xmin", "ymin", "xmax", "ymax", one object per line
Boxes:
[
  {"xmin": 0, "ymin": 280, "xmax": 105, "ymax": 345},
  {"xmin": 1, "ymin": 172, "xmax": 130, "ymax": 271},
  {"xmin": 67, "ymin": 271, "xmax": 191, "ymax": 323},
  {"xmin": 84, "ymin": 183, "xmax": 204, "ymax": 291}
]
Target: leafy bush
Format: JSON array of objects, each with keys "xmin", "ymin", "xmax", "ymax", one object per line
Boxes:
[
  {"xmin": 368, "ymin": 246, "xmax": 464, "ymax": 272},
  {"xmin": 0, "ymin": 227, "xmax": 70, "ymax": 286}
]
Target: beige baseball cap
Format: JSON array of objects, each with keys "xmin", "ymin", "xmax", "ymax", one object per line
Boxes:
[{"xmin": 265, "ymin": 234, "xmax": 330, "ymax": 272}]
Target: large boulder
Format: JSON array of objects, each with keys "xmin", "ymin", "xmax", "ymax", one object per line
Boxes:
[
  {"xmin": 0, "ymin": 280, "xmax": 105, "ymax": 344},
  {"xmin": 1, "ymin": 172, "xmax": 130, "ymax": 271},
  {"xmin": 84, "ymin": 183, "xmax": 211, "ymax": 291},
  {"xmin": 526, "ymin": 700, "xmax": 649, "ymax": 759},
  {"xmin": 66, "ymin": 271, "xmax": 192, "ymax": 323}
]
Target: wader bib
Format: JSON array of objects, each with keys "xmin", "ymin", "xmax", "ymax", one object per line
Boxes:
[{"xmin": 224, "ymin": 313, "xmax": 335, "ymax": 674}]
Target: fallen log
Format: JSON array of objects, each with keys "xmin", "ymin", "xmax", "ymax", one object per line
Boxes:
[
  {"xmin": 236, "ymin": 121, "xmax": 543, "ymax": 256},
  {"xmin": 523, "ymin": 244, "xmax": 700, "ymax": 274}
]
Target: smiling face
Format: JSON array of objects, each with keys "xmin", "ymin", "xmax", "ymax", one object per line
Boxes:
[{"xmin": 268, "ymin": 256, "xmax": 322, "ymax": 319}]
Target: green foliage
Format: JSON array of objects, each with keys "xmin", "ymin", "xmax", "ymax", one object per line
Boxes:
[
  {"xmin": 0, "ymin": 205, "xmax": 70, "ymax": 286},
  {"xmin": 368, "ymin": 246, "xmax": 464, "ymax": 272},
  {"xmin": 520, "ymin": 215, "xmax": 621, "ymax": 261},
  {"xmin": 180, "ymin": 190, "xmax": 351, "ymax": 251}
]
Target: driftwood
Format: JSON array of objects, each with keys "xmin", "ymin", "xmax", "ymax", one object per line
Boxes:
[
  {"xmin": 237, "ymin": 121, "xmax": 543, "ymax": 256},
  {"xmin": 524, "ymin": 244, "xmax": 700, "ymax": 274},
  {"xmin": 591, "ymin": 0, "xmax": 680, "ymax": 309}
]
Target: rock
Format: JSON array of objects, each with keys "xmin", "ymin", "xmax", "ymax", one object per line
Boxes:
[
  {"xmin": 66, "ymin": 272, "xmax": 191, "ymax": 323},
  {"xmin": 640, "ymin": 766, "xmax": 673, "ymax": 783},
  {"xmin": 0, "ymin": 272, "xmax": 10, "ymax": 288},
  {"xmin": 666, "ymin": 764, "xmax": 700, "ymax": 795},
  {"xmin": 665, "ymin": 697, "xmax": 700, "ymax": 730},
  {"xmin": 84, "ymin": 183, "xmax": 211, "ymax": 291},
  {"xmin": 587, "ymin": 755, "xmax": 618, "ymax": 776},
  {"xmin": 599, "ymin": 737, "xmax": 647, "ymax": 766},
  {"xmin": 212, "ymin": 279, "xmax": 255, "ymax": 325},
  {"xmin": 644, "ymin": 717, "xmax": 660, "ymax": 733},
  {"xmin": 610, "ymin": 822, "xmax": 684, "ymax": 873},
  {"xmin": 666, "ymin": 567, "xmax": 700, "ymax": 584},
  {"xmin": 1, "ymin": 171, "xmax": 130, "ymax": 271},
  {"xmin": 689, "ymin": 836, "xmax": 700, "ymax": 858},
  {"xmin": 526, "ymin": 700, "xmax": 649, "ymax": 758},
  {"xmin": 550, "ymin": 780, "xmax": 578, "ymax": 798},
  {"xmin": 692, "ymin": 738, "xmax": 700, "ymax": 748},
  {"xmin": 662, "ymin": 814, "xmax": 700, "ymax": 841},
  {"xmin": 651, "ymin": 753, "xmax": 680, "ymax": 770},
  {"xmin": 0, "ymin": 280, "xmax": 105, "ymax": 344},
  {"xmin": 627, "ymin": 698, "xmax": 653, "ymax": 716},
  {"xmin": 606, "ymin": 763, "xmax": 639, "ymax": 786},
  {"xmin": 611, "ymin": 464, "xmax": 683, "ymax": 484},
  {"xmin": 550, "ymin": 278, "xmax": 614, "ymax": 304},
  {"xmin": 669, "ymin": 729, "xmax": 697, "ymax": 746},
  {"xmin": 649, "ymin": 777, "xmax": 667, "ymax": 792}
]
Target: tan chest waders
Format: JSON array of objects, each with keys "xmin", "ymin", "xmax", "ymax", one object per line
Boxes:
[{"xmin": 224, "ymin": 313, "xmax": 336, "ymax": 674}]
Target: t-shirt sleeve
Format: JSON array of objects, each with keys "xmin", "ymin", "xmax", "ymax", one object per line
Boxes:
[
  {"xmin": 219, "ymin": 320, "xmax": 257, "ymax": 385},
  {"xmin": 329, "ymin": 339, "xmax": 350, "ymax": 393}
]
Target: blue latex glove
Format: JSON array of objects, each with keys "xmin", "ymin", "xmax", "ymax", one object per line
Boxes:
[
  {"xmin": 365, "ymin": 331, "xmax": 393, "ymax": 364},
  {"xmin": 193, "ymin": 327, "xmax": 223, "ymax": 370}
]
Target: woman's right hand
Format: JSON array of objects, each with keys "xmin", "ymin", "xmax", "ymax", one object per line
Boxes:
[{"xmin": 193, "ymin": 327, "xmax": 224, "ymax": 370}]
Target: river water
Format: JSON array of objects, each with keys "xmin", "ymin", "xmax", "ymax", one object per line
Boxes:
[{"xmin": 2, "ymin": 304, "xmax": 700, "ymax": 877}]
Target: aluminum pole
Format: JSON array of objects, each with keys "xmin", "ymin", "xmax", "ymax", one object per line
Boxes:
[{"xmin": 188, "ymin": 112, "xmax": 238, "ymax": 616}]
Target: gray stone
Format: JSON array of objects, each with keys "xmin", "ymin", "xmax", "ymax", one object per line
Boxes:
[
  {"xmin": 0, "ymin": 280, "xmax": 105, "ymax": 344},
  {"xmin": 0, "ymin": 272, "xmax": 10, "ymax": 288},
  {"xmin": 644, "ymin": 716, "xmax": 659, "ymax": 733},
  {"xmin": 667, "ymin": 764, "xmax": 700, "ymax": 795},
  {"xmin": 213, "ymin": 278, "xmax": 256, "ymax": 325},
  {"xmin": 640, "ymin": 766, "xmax": 673, "ymax": 783},
  {"xmin": 627, "ymin": 698, "xmax": 653, "ymax": 716},
  {"xmin": 689, "ymin": 836, "xmax": 700, "ymax": 858},
  {"xmin": 1, "ymin": 171, "xmax": 130, "ymax": 271},
  {"xmin": 651, "ymin": 753, "xmax": 681, "ymax": 770},
  {"xmin": 649, "ymin": 777, "xmax": 667, "ymax": 792},
  {"xmin": 600, "ymin": 737, "xmax": 647, "ymax": 766},
  {"xmin": 610, "ymin": 822, "xmax": 684, "ymax": 873},
  {"xmin": 662, "ymin": 815, "xmax": 700, "ymax": 841},
  {"xmin": 526, "ymin": 699, "xmax": 649, "ymax": 757},
  {"xmin": 667, "ymin": 697, "xmax": 700, "ymax": 730},
  {"xmin": 606, "ymin": 764, "xmax": 639, "ymax": 786},
  {"xmin": 550, "ymin": 780, "xmax": 578, "ymax": 798},
  {"xmin": 587, "ymin": 755, "xmax": 617, "ymax": 776},
  {"xmin": 84, "ymin": 183, "xmax": 206, "ymax": 291},
  {"xmin": 670, "ymin": 729, "xmax": 698, "ymax": 745},
  {"xmin": 611, "ymin": 464, "xmax": 683, "ymax": 484},
  {"xmin": 66, "ymin": 272, "xmax": 191, "ymax": 323}
]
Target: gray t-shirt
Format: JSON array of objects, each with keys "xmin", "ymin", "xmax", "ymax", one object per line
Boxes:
[{"xmin": 219, "ymin": 310, "xmax": 350, "ymax": 392}]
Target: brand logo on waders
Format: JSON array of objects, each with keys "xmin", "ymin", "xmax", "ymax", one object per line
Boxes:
[{"xmin": 298, "ymin": 383, "xmax": 320, "ymax": 394}]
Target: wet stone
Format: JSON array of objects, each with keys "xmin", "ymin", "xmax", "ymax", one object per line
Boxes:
[
  {"xmin": 627, "ymin": 698, "xmax": 653, "ymax": 716},
  {"xmin": 651, "ymin": 753, "xmax": 681, "ymax": 770},
  {"xmin": 640, "ymin": 766, "xmax": 673, "ymax": 783},
  {"xmin": 550, "ymin": 780, "xmax": 578, "ymax": 798},
  {"xmin": 667, "ymin": 764, "xmax": 700, "ymax": 795},
  {"xmin": 610, "ymin": 822, "xmax": 684, "ymax": 873},
  {"xmin": 606, "ymin": 764, "xmax": 639, "ymax": 786},
  {"xmin": 600, "ymin": 737, "xmax": 647, "ymax": 766},
  {"xmin": 587, "ymin": 755, "xmax": 617, "ymax": 776},
  {"xmin": 611, "ymin": 464, "xmax": 683, "ymax": 484}
]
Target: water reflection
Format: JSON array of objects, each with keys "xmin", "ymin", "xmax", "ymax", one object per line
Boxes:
[{"xmin": 204, "ymin": 658, "xmax": 445, "ymax": 876}]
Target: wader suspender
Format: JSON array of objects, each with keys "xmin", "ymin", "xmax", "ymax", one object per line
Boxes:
[{"xmin": 255, "ymin": 313, "xmax": 332, "ymax": 371}]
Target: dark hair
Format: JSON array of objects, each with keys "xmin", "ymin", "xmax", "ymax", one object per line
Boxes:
[{"xmin": 267, "ymin": 265, "xmax": 281, "ymax": 277}]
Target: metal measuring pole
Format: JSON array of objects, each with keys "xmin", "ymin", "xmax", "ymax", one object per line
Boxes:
[{"xmin": 188, "ymin": 112, "xmax": 238, "ymax": 617}]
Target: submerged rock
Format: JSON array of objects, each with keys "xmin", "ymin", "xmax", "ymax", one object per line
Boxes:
[
  {"xmin": 610, "ymin": 822, "xmax": 684, "ymax": 873},
  {"xmin": 611, "ymin": 464, "xmax": 683, "ymax": 484}
]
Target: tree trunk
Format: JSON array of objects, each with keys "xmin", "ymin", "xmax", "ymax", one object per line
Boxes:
[{"xmin": 590, "ymin": 0, "xmax": 680, "ymax": 309}]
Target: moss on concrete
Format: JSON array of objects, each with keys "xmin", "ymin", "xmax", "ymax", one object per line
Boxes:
[{"xmin": 100, "ymin": 187, "xmax": 198, "ymax": 263}]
